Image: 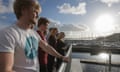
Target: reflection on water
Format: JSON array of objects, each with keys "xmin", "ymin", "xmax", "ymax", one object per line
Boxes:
[{"xmin": 72, "ymin": 53, "xmax": 120, "ymax": 72}]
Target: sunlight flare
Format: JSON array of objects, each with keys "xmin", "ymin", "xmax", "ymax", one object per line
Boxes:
[
  {"xmin": 99, "ymin": 53, "xmax": 109, "ymax": 59},
  {"xmin": 94, "ymin": 14, "xmax": 115, "ymax": 34}
]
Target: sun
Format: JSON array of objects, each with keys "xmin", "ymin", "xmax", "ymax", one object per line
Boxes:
[{"xmin": 94, "ymin": 14, "xmax": 115, "ymax": 34}]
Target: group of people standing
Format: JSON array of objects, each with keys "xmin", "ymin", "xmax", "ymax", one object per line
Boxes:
[
  {"xmin": 37, "ymin": 17, "xmax": 67, "ymax": 72},
  {"xmin": 0, "ymin": 0, "xmax": 69, "ymax": 72}
]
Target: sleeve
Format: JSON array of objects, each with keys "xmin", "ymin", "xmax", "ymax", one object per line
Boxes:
[
  {"xmin": 58, "ymin": 40, "xmax": 66, "ymax": 48},
  {"xmin": 48, "ymin": 36, "xmax": 54, "ymax": 47},
  {"xmin": 0, "ymin": 30, "xmax": 15, "ymax": 53},
  {"xmin": 61, "ymin": 41, "xmax": 66, "ymax": 47}
]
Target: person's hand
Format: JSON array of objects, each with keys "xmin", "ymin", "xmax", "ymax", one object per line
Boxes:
[{"xmin": 62, "ymin": 56, "xmax": 70, "ymax": 63}]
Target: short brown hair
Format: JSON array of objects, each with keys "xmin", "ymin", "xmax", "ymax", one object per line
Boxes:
[
  {"xmin": 52, "ymin": 27, "xmax": 58, "ymax": 31},
  {"xmin": 37, "ymin": 17, "xmax": 50, "ymax": 27},
  {"xmin": 13, "ymin": 0, "xmax": 40, "ymax": 19},
  {"xmin": 49, "ymin": 27, "xmax": 58, "ymax": 31}
]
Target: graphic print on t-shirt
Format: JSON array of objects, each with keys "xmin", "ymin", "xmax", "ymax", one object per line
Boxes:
[{"xmin": 25, "ymin": 36, "xmax": 38, "ymax": 59}]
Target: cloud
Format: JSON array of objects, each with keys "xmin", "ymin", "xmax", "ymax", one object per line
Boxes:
[
  {"xmin": 48, "ymin": 18, "xmax": 61, "ymax": 28},
  {"xmin": 57, "ymin": 2, "xmax": 86, "ymax": 15},
  {"xmin": 114, "ymin": 24, "xmax": 120, "ymax": 33},
  {"xmin": 0, "ymin": 0, "xmax": 14, "ymax": 13},
  {"xmin": 48, "ymin": 18, "xmax": 88, "ymax": 32},
  {"xmin": 60, "ymin": 24, "xmax": 88, "ymax": 31},
  {"xmin": 118, "ymin": 12, "xmax": 120, "ymax": 15},
  {"xmin": 99, "ymin": 0, "xmax": 120, "ymax": 7}
]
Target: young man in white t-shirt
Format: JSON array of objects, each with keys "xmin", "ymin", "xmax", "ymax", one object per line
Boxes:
[{"xmin": 0, "ymin": 0, "xmax": 69, "ymax": 72}]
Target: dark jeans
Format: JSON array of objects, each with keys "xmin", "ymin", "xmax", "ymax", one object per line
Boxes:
[
  {"xmin": 39, "ymin": 64, "xmax": 48, "ymax": 72},
  {"xmin": 56, "ymin": 58, "xmax": 62, "ymax": 71},
  {"xmin": 47, "ymin": 55, "xmax": 55, "ymax": 72}
]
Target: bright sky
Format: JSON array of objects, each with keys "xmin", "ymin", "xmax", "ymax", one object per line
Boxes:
[{"xmin": 0, "ymin": 0, "xmax": 120, "ymax": 39}]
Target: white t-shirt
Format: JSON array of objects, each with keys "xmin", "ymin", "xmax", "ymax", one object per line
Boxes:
[{"xmin": 0, "ymin": 24, "xmax": 41, "ymax": 72}]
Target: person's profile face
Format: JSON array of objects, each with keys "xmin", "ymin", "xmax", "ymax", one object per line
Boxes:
[
  {"xmin": 25, "ymin": 7, "xmax": 40, "ymax": 25},
  {"xmin": 40, "ymin": 23, "xmax": 48, "ymax": 31},
  {"xmin": 23, "ymin": 0, "xmax": 41, "ymax": 25}
]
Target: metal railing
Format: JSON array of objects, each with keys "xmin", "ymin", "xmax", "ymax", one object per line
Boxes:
[{"xmin": 58, "ymin": 45, "xmax": 72, "ymax": 72}]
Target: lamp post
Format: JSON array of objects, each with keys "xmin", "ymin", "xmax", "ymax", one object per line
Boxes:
[{"xmin": 108, "ymin": 51, "xmax": 112, "ymax": 72}]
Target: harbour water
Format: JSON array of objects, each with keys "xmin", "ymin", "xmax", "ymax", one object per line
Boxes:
[{"xmin": 72, "ymin": 53, "xmax": 120, "ymax": 72}]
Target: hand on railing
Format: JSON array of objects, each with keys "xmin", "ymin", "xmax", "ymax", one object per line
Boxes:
[{"xmin": 62, "ymin": 56, "xmax": 70, "ymax": 63}]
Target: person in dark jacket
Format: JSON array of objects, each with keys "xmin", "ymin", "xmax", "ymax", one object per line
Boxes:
[
  {"xmin": 56, "ymin": 32, "xmax": 67, "ymax": 70},
  {"xmin": 47, "ymin": 27, "xmax": 58, "ymax": 72}
]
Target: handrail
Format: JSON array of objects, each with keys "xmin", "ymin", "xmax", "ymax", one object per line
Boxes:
[{"xmin": 58, "ymin": 44, "xmax": 72, "ymax": 72}]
